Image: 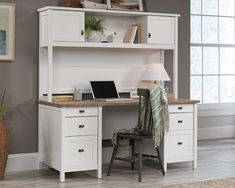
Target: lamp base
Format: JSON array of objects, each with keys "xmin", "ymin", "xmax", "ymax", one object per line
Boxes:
[{"xmin": 139, "ymin": 81, "xmax": 163, "ymax": 88}]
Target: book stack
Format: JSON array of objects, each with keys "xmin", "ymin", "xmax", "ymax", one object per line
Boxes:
[
  {"xmin": 123, "ymin": 24, "xmax": 145, "ymax": 44},
  {"xmin": 52, "ymin": 95, "xmax": 74, "ymax": 102},
  {"xmin": 123, "ymin": 25, "xmax": 137, "ymax": 44},
  {"xmin": 81, "ymin": 0, "xmax": 107, "ymax": 9}
]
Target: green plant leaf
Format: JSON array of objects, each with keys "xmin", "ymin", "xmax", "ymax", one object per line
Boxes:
[
  {"xmin": 0, "ymin": 90, "xmax": 24, "ymax": 120},
  {"xmin": 85, "ymin": 14, "xmax": 106, "ymax": 36},
  {"xmin": 0, "ymin": 90, "xmax": 10, "ymax": 120}
]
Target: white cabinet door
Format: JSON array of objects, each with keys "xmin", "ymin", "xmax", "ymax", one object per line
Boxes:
[
  {"xmin": 147, "ymin": 16, "xmax": 175, "ymax": 45},
  {"xmin": 65, "ymin": 136, "xmax": 97, "ymax": 168},
  {"xmin": 166, "ymin": 130, "xmax": 193, "ymax": 159},
  {"xmin": 52, "ymin": 10, "xmax": 84, "ymax": 42}
]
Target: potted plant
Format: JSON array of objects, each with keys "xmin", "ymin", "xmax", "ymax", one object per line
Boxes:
[
  {"xmin": 85, "ymin": 15, "xmax": 106, "ymax": 42},
  {"xmin": 0, "ymin": 90, "xmax": 10, "ymax": 180}
]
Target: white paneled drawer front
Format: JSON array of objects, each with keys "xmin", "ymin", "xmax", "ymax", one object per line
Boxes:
[
  {"xmin": 52, "ymin": 10, "xmax": 84, "ymax": 42},
  {"xmin": 169, "ymin": 113, "xmax": 193, "ymax": 131},
  {"xmin": 65, "ymin": 136, "xmax": 97, "ymax": 167},
  {"xmin": 169, "ymin": 104, "xmax": 193, "ymax": 113},
  {"xmin": 147, "ymin": 16, "xmax": 175, "ymax": 45},
  {"xmin": 66, "ymin": 117, "xmax": 97, "ymax": 136},
  {"xmin": 167, "ymin": 130, "xmax": 193, "ymax": 158},
  {"xmin": 64, "ymin": 107, "xmax": 98, "ymax": 117}
]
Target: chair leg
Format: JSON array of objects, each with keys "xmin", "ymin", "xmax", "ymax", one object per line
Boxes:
[
  {"xmin": 131, "ymin": 140, "xmax": 135, "ymax": 170},
  {"xmin": 156, "ymin": 147, "xmax": 165, "ymax": 175},
  {"xmin": 107, "ymin": 144, "xmax": 118, "ymax": 176},
  {"xmin": 137, "ymin": 140, "xmax": 142, "ymax": 182}
]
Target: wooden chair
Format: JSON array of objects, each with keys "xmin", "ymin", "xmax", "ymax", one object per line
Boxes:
[{"xmin": 107, "ymin": 88, "xmax": 165, "ymax": 182}]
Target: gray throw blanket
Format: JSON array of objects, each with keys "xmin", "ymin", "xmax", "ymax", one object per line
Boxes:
[{"xmin": 112, "ymin": 86, "xmax": 169, "ymax": 148}]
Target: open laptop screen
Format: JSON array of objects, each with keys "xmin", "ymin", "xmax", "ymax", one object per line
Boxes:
[{"xmin": 90, "ymin": 81, "xmax": 119, "ymax": 99}]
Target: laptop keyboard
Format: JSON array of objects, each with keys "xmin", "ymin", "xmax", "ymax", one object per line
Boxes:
[{"xmin": 104, "ymin": 98, "xmax": 133, "ymax": 102}]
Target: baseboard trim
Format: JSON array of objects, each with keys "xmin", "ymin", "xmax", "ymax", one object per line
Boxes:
[
  {"xmin": 5, "ymin": 149, "xmax": 113, "ymax": 173},
  {"xmin": 6, "ymin": 125, "xmax": 235, "ymax": 173},
  {"xmin": 6, "ymin": 153, "xmax": 39, "ymax": 173},
  {"xmin": 5, "ymin": 149, "xmax": 156, "ymax": 173},
  {"xmin": 198, "ymin": 125, "xmax": 235, "ymax": 140}
]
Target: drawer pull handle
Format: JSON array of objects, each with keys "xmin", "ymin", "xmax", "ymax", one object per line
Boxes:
[
  {"xmin": 178, "ymin": 107, "xmax": 183, "ymax": 110},
  {"xmin": 78, "ymin": 149, "xmax": 84, "ymax": 153},
  {"xmin": 79, "ymin": 125, "xmax": 85, "ymax": 128},
  {"xmin": 178, "ymin": 120, "xmax": 183, "ymax": 123},
  {"xmin": 79, "ymin": 110, "xmax": 85, "ymax": 113},
  {"xmin": 177, "ymin": 142, "xmax": 183, "ymax": 145}
]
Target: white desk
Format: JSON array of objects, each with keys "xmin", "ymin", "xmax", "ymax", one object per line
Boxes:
[
  {"xmin": 38, "ymin": 98, "xmax": 199, "ymax": 182},
  {"xmin": 37, "ymin": 7, "xmax": 190, "ymax": 182}
]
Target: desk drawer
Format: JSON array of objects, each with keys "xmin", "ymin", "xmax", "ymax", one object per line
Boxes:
[
  {"xmin": 66, "ymin": 117, "xmax": 97, "ymax": 136},
  {"xmin": 64, "ymin": 107, "xmax": 98, "ymax": 117},
  {"xmin": 167, "ymin": 130, "xmax": 193, "ymax": 158},
  {"xmin": 169, "ymin": 105, "xmax": 193, "ymax": 113},
  {"xmin": 65, "ymin": 136, "xmax": 97, "ymax": 166},
  {"xmin": 169, "ymin": 113, "xmax": 193, "ymax": 131}
]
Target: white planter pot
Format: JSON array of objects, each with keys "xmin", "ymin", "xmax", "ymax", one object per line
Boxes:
[{"xmin": 87, "ymin": 31, "xmax": 103, "ymax": 43}]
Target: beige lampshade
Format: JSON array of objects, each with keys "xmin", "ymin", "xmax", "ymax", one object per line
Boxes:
[{"xmin": 142, "ymin": 63, "xmax": 171, "ymax": 81}]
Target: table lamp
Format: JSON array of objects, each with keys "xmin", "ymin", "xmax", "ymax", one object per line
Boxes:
[{"xmin": 142, "ymin": 63, "xmax": 171, "ymax": 87}]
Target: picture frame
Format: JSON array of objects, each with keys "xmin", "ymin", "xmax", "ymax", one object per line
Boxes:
[
  {"xmin": 0, "ymin": 3, "xmax": 15, "ymax": 62},
  {"xmin": 107, "ymin": 0, "xmax": 143, "ymax": 11}
]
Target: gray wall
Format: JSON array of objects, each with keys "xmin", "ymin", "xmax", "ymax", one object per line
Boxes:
[
  {"xmin": 0, "ymin": 0, "xmax": 58, "ymax": 154},
  {"xmin": 146, "ymin": 0, "xmax": 190, "ymax": 99},
  {"xmin": 0, "ymin": 0, "xmax": 190, "ymax": 154}
]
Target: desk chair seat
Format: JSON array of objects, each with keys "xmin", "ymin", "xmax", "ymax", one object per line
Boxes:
[
  {"xmin": 117, "ymin": 133, "xmax": 151, "ymax": 140},
  {"xmin": 107, "ymin": 88, "xmax": 166, "ymax": 182}
]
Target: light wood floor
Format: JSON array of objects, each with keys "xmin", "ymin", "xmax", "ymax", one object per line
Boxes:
[{"xmin": 1, "ymin": 139, "xmax": 235, "ymax": 188}]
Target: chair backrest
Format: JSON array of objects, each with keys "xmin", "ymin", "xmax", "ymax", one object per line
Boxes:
[{"xmin": 136, "ymin": 88, "xmax": 152, "ymax": 135}]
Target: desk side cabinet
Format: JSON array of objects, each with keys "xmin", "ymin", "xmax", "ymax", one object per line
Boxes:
[
  {"xmin": 38, "ymin": 105, "xmax": 102, "ymax": 182},
  {"xmin": 164, "ymin": 104, "xmax": 197, "ymax": 171}
]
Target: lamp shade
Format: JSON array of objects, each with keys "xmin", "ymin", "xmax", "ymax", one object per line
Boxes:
[{"xmin": 142, "ymin": 63, "xmax": 171, "ymax": 81}]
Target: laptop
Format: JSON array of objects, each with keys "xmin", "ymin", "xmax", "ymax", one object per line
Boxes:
[{"xmin": 90, "ymin": 81, "xmax": 133, "ymax": 102}]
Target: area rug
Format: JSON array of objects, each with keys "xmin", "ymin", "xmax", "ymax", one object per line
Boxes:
[{"xmin": 161, "ymin": 177, "xmax": 235, "ymax": 188}]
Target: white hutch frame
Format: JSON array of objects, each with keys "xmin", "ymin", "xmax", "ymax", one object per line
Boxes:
[{"xmin": 38, "ymin": 6, "xmax": 179, "ymax": 102}]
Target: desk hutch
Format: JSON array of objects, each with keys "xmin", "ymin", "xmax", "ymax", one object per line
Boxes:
[{"xmin": 37, "ymin": 6, "xmax": 198, "ymax": 182}]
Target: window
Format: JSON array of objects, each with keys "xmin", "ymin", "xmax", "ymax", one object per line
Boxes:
[{"xmin": 190, "ymin": 0, "xmax": 235, "ymax": 104}]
